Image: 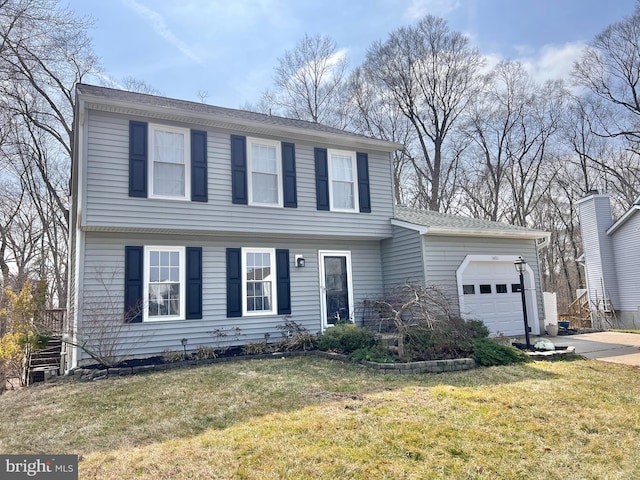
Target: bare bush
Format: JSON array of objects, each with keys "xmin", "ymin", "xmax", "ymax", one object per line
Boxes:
[
  {"xmin": 68, "ymin": 268, "xmax": 148, "ymax": 367},
  {"xmin": 363, "ymin": 283, "xmax": 456, "ymax": 360}
]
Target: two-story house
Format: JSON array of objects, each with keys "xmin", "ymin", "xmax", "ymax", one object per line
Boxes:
[{"xmin": 67, "ymin": 84, "xmax": 549, "ymax": 368}]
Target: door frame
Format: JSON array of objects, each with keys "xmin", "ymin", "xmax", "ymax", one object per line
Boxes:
[{"xmin": 318, "ymin": 250, "xmax": 355, "ymax": 331}]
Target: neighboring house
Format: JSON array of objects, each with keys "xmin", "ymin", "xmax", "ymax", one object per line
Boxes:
[
  {"xmin": 578, "ymin": 191, "xmax": 640, "ymax": 329},
  {"xmin": 67, "ymin": 84, "xmax": 549, "ymax": 368}
]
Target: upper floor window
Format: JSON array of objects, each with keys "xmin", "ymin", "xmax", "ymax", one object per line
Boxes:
[
  {"xmin": 149, "ymin": 124, "xmax": 190, "ymax": 200},
  {"xmin": 144, "ymin": 246, "xmax": 185, "ymax": 321},
  {"xmin": 247, "ymin": 137, "xmax": 282, "ymax": 207},
  {"xmin": 243, "ymin": 247, "xmax": 277, "ymax": 315},
  {"xmin": 328, "ymin": 149, "xmax": 359, "ymax": 212}
]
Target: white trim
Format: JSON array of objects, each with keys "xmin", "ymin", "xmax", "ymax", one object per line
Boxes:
[
  {"xmin": 246, "ymin": 137, "xmax": 283, "ymax": 208},
  {"xmin": 328, "ymin": 149, "xmax": 359, "ymax": 213},
  {"xmin": 455, "ymin": 254, "xmax": 540, "ymax": 336},
  {"xmin": 607, "ymin": 205, "xmax": 640, "ymax": 235},
  {"xmin": 143, "ymin": 246, "xmax": 186, "ymax": 321},
  {"xmin": 148, "ymin": 123, "xmax": 191, "ymax": 201},
  {"xmin": 242, "ymin": 247, "xmax": 278, "ymax": 316},
  {"xmin": 318, "ymin": 250, "xmax": 355, "ymax": 331}
]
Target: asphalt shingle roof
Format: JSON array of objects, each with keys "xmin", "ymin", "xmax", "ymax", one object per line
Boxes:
[
  {"xmin": 395, "ymin": 206, "xmax": 548, "ymax": 237},
  {"xmin": 76, "ymin": 84, "xmax": 400, "ymax": 149}
]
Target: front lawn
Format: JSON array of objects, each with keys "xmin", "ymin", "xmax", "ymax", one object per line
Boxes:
[{"xmin": 1, "ymin": 357, "xmax": 639, "ymax": 479}]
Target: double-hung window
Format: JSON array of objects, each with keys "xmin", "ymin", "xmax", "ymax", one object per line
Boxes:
[
  {"xmin": 144, "ymin": 246, "xmax": 185, "ymax": 320},
  {"xmin": 247, "ymin": 137, "xmax": 282, "ymax": 206},
  {"xmin": 328, "ymin": 149, "xmax": 358, "ymax": 212},
  {"xmin": 149, "ymin": 124, "xmax": 190, "ymax": 200},
  {"xmin": 243, "ymin": 248, "xmax": 277, "ymax": 315}
]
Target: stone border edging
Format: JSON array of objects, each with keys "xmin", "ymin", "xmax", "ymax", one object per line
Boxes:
[{"xmin": 67, "ymin": 350, "xmax": 478, "ymax": 382}]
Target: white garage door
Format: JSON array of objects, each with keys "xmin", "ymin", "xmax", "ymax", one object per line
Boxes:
[{"xmin": 458, "ymin": 260, "xmax": 539, "ymax": 337}]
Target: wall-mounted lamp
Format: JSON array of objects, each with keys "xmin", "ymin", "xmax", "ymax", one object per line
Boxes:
[{"xmin": 295, "ymin": 255, "xmax": 305, "ymax": 268}]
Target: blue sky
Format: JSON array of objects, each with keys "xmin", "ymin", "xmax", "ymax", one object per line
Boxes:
[{"xmin": 67, "ymin": 0, "xmax": 638, "ymax": 109}]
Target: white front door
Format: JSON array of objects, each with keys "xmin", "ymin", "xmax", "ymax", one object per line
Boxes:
[{"xmin": 319, "ymin": 251, "xmax": 354, "ymax": 330}]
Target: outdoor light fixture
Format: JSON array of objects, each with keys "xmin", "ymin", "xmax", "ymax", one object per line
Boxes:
[
  {"xmin": 181, "ymin": 337, "xmax": 188, "ymax": 355},
  {"xmin": 514, "ymin": 256, "xmax": 531, "ymax": 349},
  {"xmin": 295, "ymin": 255, "xmax": 305, "ymax": 268}
]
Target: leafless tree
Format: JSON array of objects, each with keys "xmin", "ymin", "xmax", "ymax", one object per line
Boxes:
[
  {"xmin": 257, "ymin": 33, "xmax": 349, "ymax": 127},
  {"xmin": 363, "ymin": 15, "xmax": 485, "ymax": 212},
  {"xmin": 0, "ymin": 0, "xmax": 98, "ymax": 305},
  {"xmin": 573, "ymin": 5, "xmax": 640, "ymax": 148}
]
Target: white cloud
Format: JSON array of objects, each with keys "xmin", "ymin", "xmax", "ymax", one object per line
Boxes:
[
  {"xmin": 404, "ymin": 0, "xmax": 461, "ymax": 20},
  {"xmin": 122, "ymin": 0, "xmax": 204, "ymax": 65},
  {"xmin": 481, "ymin": 42, "xmax": 588, "ymax": 85},
  {"xmin": 517, "ymin": 41, "xmax": 587, "ymax": 83}
]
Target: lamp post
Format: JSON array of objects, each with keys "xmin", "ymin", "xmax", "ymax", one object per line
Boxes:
[{"xmin": 514, "ymin": 256, "xmax": 531, "ymax": 350}]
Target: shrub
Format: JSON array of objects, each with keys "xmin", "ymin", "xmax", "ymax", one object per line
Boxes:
[
  {"xmin": 472, "ymin": 338, "xmax": 531, "ymax": 366},
  {"xmin": 403, "ymin": 317, "xmax": 489, "ymax": 361},
  {"xmin": 164, "ymin": 351, "xmax": 186, "ymax": 363},
  {"xmin": 194, "ymin": 345, "xmax": 216, "ymax": 360},
  {"xmin": 243, "ymin": 342, "xmax": 272, "ymax": 355},
  {"xmin": 349, "ymin": 345, "xmax": 396, "ymax": 363},
  {"xmin": 318, "ymin": 324, "xmax": 376, "ymax": 354},
  {"xmin": 275, "ymin": 318, "xmax": 318, "ymax": 351}
]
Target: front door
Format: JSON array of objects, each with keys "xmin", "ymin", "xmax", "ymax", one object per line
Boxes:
[{"xmin": 319, "ymin": 251, "xmax": 354, "ymax": 329}]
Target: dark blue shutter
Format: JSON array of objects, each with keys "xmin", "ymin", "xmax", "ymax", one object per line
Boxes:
[
  {"xmin": 124, "ymin": 246, "xmax": 144, "ymax": 323},
  {"xmin": 315, "ymin": 148, "xmax": 329, "ymax": 211},
  {"xmin": 357, "ymin": 152, "xmax": 371, "ymax": 213},
  {"xmin": 276, "ymin": 249, "xmax": 291, "ymax": 315},
  {"xmin": 191, "ymin": 130, "xmax": 208, "ymax": 202},
  {"xmin": 282, "ymin": 142, "xmax": 297, "ymax": 208},
  {"xmin": 226, "ymin": 248, "xmax": 242, "ymax": 317},
  {"xmin": 230, "ymin": 135, "xmax": 247, "ymax": 204},
  {"xmin": 129, "ymin": 121, "xmax": 148, "ymax": 198},
  {"xmin": 185, "ymin": 247, "xmax": 203, "ymax": 319}
]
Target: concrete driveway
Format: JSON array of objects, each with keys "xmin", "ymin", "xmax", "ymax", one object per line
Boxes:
[{"xmin": 555, "ymin": 332, "xmax": 640, "ymax": 366}]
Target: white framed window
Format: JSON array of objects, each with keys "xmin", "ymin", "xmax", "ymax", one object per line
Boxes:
[
  {"xmin": 328, "ymin": 149, "xmax": 358, "ymax": 212},
  {"xmin": 242, "ymin": 247, "xmax": 277, "ymax": 316},
  {"xmin": 247, "ymin": 137, "xmax": 282, "ymax": 207},
  {"xmin": 144, "ymin": 246, "xmax": 185, "ymax": 321},
  {"xmin": 149, "ymin": 124, "xmax": 190, "ymax": 200}
]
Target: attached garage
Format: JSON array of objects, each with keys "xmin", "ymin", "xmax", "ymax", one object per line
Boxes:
[{"xmin": 382, "ymin": 207, "xmax": 550, "ymax": 338}]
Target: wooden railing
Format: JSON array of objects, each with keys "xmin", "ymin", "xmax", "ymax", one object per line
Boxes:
[
  {"xmin": 37, "ymin": 309, "xmax": 66, "ymax": 334},
  {"xmin": 559, "ymin": 291, "xmax": 591, "ymax": 329}
]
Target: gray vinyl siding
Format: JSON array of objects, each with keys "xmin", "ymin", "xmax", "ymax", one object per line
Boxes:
[
  {"xmin": 77, "ymin": 232, "xmax": 383, "ymax": 363},
  {"xmin": 381, "ymin": 226, "xmax": 425, "ymax": 290},
  {"xmin": 578, "ymin": 195, "xmax": 619, "ymax": 309},
  {"xmin": 83, "ymin": 110, "xmax": 394, "ymax": 239},
  {"xmin": 611, "ymin": 211, "xmax": 640, "ymax": 312},
  {"xmin": 422, "ymin": 236, "xmax": 545, "ymax": 319}
]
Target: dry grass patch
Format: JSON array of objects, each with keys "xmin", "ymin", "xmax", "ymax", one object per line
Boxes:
[{"xmin": 1, "ymin": 357, "xmax": 640, "ymax": 478}]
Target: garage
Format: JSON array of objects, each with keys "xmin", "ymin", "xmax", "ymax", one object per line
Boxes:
[{"xmin": 456, "ymin": 256, "xmax": 540, "ymax": 337}]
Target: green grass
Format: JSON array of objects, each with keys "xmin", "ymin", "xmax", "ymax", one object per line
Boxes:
[{"xmin": 2, "ymin": 357, "xmax": 640, "ymax": 479}]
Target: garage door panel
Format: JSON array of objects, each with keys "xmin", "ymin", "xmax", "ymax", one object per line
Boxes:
[{"xmin": 459, "ymin": 260, "xmax": 537, "ymax": 337}]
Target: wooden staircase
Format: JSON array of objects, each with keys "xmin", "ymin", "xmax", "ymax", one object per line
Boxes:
[
  {"xmin": 23, "ymin": 309, "xmax": 66, "ymax": 385},
  {"xmin": 25, "ymin": 336, "xmax": 63, "ymax": 385},
  {"xmin": 559, "ymin": 291, "xmax": 592, "ymax": 329}
]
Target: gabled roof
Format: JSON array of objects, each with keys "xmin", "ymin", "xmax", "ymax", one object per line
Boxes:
[
  {"xmin": 607, "ymin": 194, "xmax": 640, "ymax": 235},
  {"xmin": 392, "ymin": 206, "xmax": 549, "ymax": 240},
  {"xmin": 75, "ymin": 84, "xmax": 402, "ymax": 152}
]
